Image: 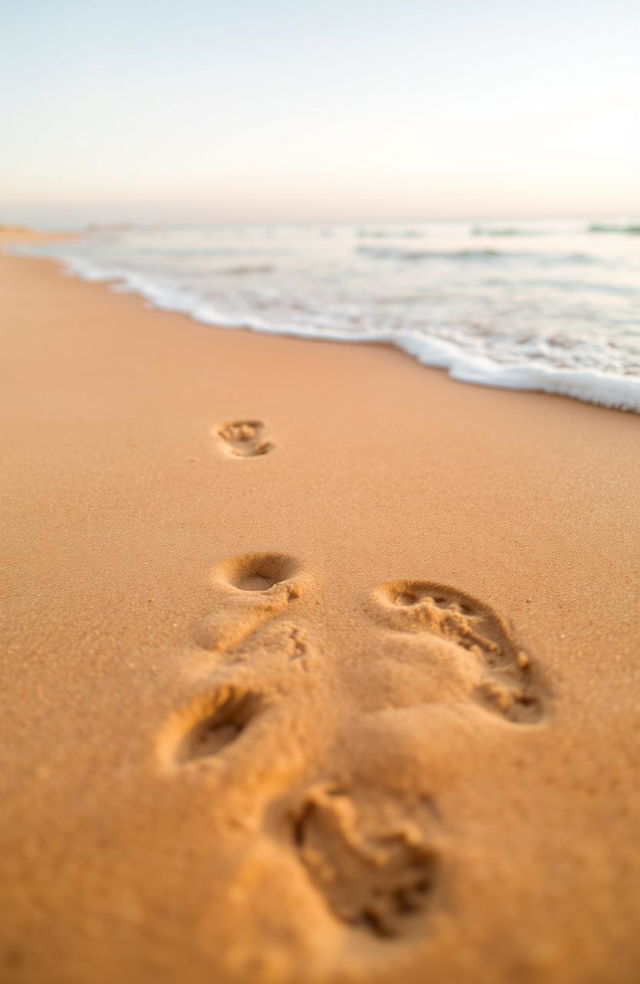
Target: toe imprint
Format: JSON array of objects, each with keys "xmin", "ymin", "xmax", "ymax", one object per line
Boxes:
[
  {"xmin": 217, "ymin": 420, "xmax": 275, "ymax": 457},
  {"xmin": 373, "ymin": 581, "xmax": 544, "ymax": 724},
  {"xmin": 292, "ymin": 786, "xmax": 439, "ymax": 939}
]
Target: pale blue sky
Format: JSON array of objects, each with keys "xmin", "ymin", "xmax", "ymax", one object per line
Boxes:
[{"xmin": 1, "ymin": 0, "xmax": 639, "ymax": 226}]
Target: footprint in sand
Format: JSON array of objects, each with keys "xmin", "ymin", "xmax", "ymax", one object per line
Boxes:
[
  {"xmin": 160, "ymin": 560, "xmax": 546, "ymax": 943},
  {"xmin": 172, "ymin": 688, "xmax": 265, "ymax": 763},
  {"xmin": 192, "ymin": 552, "xmax": 301, "ymax": 652},
  {"xmin": 158, "ymin": 553, "xmax": 306, "ymax": 769},
  {"xmin": 287, "ymin": 583, "xmax": 545, "ymax": 938},
  {"xmin": 370, "ymin": 580, "xmax": 543, "ymax": 724},
  {"xmin": 216, "ymin": 419, "xmax": 275, "ymax": 457},
  {"xmin": 292, "ymin": 785, "xmax": 440, "ymax": 939}
]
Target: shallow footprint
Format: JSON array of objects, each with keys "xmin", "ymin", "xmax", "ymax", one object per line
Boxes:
[
  {"xmin": 292, "ymin": 785, "xmax": 439, "ymax": 940},
  {"xmin": 373, "ymin": 580, "xmax": 544, "ymax": 724},
  {"xmin": 217, "ymin": 419, "xmax": 275, "ymax": 457}
]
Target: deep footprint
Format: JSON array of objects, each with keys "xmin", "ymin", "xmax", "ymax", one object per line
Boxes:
[
  {"xmin": 374, "ymin": 580, "xmax": 543, "ymax": 724},
  {"xmin": 293, "ymin": 786, "xmax": 439, "ymax": 939},
  {"xmin": 217, "ymin": 420, "xmax": 274, "ymax": 457}
]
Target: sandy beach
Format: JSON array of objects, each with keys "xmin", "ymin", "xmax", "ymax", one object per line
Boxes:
[{"xmin": 1, "ymin": 241, "xmax": 639, "ymax": 984}]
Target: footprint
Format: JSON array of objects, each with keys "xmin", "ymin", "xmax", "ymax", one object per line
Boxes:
[
  {"xmin": 171, "ymin": 687, "xmax": 265, "ymax": 764},
  {"xmin": 373, "ymin": 581, "xmax": 543, "ymax": 724},
  {"xmin": 159, "ymin": 554, "xmax": 307, "ymax": 769},
  {"xmin": 221, "ymin": 553, "xmax": 299, "ymax": 593},
  {"xmin": 217, "ymin": 419, "xmax": 274, "ymax": 457},
  {"xmin": 159, "ymin": 560, "xmax": 546, "ymax": 955},
  {"xmin": 292, "ymin": 785, "xmax": 439, "ymax": 939},
  {"xmin": 194, "ymin": 553, "xmax": 302, "ymax": 653}
]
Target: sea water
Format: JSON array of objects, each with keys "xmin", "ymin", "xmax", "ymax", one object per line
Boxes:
[{"xmin": 15, "ymin": 219, "xmax": 640, "ymax": 412}]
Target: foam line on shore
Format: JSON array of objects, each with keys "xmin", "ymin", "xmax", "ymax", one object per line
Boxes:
[{"xmin": 21, "ymin": 250, "xmax": 640, "ymax": 414}]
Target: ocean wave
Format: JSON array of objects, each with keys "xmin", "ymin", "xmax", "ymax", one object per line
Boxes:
[
  {"xmin": 588, "ymin": 223, "xmax": 640, "ymax": 235},
  {"xmin": 471, "ymin": 226, "xmax": 533, "ymax": 237},
  {"xmin": 357, "ymin": 246, "xmax": 505, "ymax": 261},
  {"xmin": 10, "ymin": 224, "xmax": 640, "ymax": 414},
  {"xmin": 219, "ymin": 264, "xmax": 276, "ymax": 275},
  {"xmin": 358, "ymin": 246, "xmax": 604, "ymax": 267},
  {"xmin": 128, "ymin": 246, "xmax": 288, "ymax": 259},
  {"xmin": 50, "ymin": 257, "xmax": 640, "ymax": 413},
  {"xmin": 482, "ymin": 276, "xmax": 639, "ymax": 296},
  {"xmin": 356, "ymin": 227, "xmax": 424, "ymax": 239}
]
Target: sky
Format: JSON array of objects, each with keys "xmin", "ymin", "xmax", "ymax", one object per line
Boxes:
[{"xmin": 1, "ymin": 0, "xmax": 639, "ymax": 227}]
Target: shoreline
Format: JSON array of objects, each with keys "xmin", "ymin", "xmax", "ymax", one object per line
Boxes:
[
  {"xmin": 1, "ymin": 246, "xmax": 639, "ymax": 983},
  {"xmin": 8, "ymin": 229, "xmax": 640, "ymax": 414}
]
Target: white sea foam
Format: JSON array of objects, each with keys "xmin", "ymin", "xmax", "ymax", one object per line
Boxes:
[{"xmin": 12, "ymin": 219, "xmax": 640, "ymax": 413}]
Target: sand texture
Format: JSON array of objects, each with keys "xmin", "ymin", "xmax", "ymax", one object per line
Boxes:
[{"xmin": 1, "ymin": 245, "xmax": 639, "ymax": 984}]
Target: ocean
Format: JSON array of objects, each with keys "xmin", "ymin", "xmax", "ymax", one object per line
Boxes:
[{"xmin": 15, "ymin": 219, "xmax": 640, "ymax": 412}]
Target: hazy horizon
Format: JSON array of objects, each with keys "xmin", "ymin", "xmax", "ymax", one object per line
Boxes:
[
  {"xmin": 4, "ymin": 203, "xmax": 640, "ymax": 233},
  {"xmin": 2, "ymin": 0, "xmax": 639, "ymax": 227}
]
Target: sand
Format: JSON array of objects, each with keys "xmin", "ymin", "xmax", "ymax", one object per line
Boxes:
[{"xmin": 1, "ymin": 240, "xmax": 639, "ymax": 984}]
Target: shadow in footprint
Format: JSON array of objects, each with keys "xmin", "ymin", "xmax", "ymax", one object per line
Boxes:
[
  {"xmin": 217, "ymin": 420, "xmax": 275, "ymax": 457},
  {"xmin": 165, "ymin": 688, "xmax": 265, "ymax": 766},
  {"xmin": 292, "ymin": 786, "xmax": 439, "ymax": 940},
  {"xmin": 222, "ymin": 553, "xmax": 300, "ymax": 592}
]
